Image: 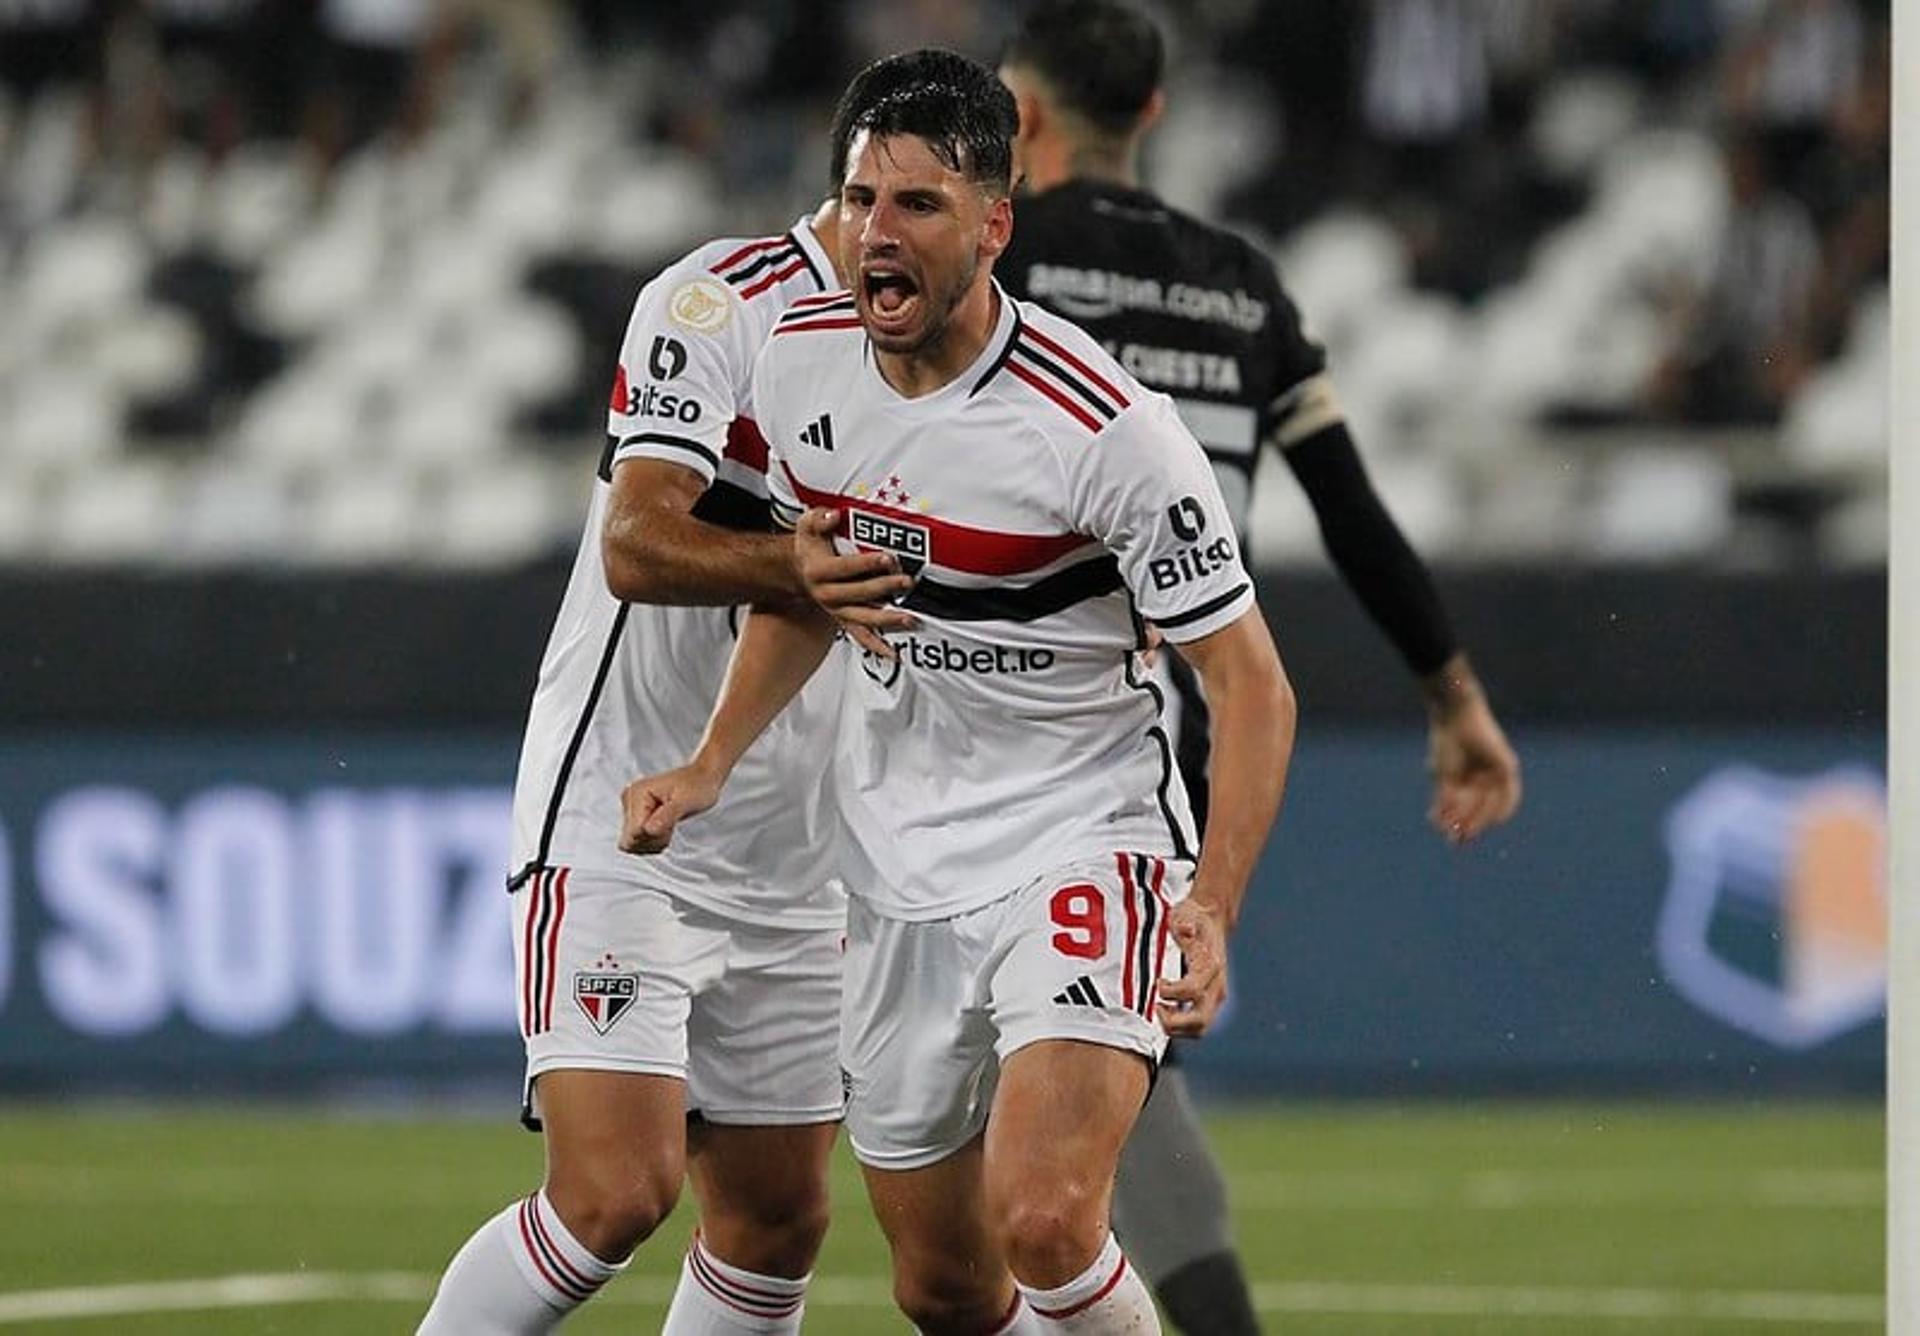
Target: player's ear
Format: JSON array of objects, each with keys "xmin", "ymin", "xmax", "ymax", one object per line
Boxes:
[
  {"xmin": 980, "ymin": 192, "xmax": 1013, "ymax": 260},
  {"xmin": 1014, "ymin": 87, "xmax": 1044, "ymax": 147},
  {"xmin": 1137, "ymin": 88, "xmax": 1166, "ymax": 137}
]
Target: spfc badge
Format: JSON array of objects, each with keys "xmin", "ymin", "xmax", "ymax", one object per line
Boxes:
[
  {"xmin": 574, "ymin": 956, "xmax": 640, "ymax": 1035},
  {"xmin": 847, "ymin": 507, "xmax": 930, "ymax": 583}
]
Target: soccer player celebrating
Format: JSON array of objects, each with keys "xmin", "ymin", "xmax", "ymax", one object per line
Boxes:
[
  {"xmin": 416, "ymin": 107, "xmax": 904, "ymax": 1335},
  {"xmin": 989, "ymin": 4, "xmax": 1525, "ymax": 1330},
  {"xmin": 624, "ymin": 49, "xmax": 1296, "ymax": 1336}
]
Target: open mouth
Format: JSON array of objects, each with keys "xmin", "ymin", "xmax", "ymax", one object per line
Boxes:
[{"xmin": 861, "ymin": 267, "xmax": 921, "ymax": 330}]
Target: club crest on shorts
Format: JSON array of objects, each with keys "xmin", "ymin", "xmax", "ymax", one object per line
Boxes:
[{"xmin": 574, "ymin": 954, "xmax": 639, "ymax": 1035}]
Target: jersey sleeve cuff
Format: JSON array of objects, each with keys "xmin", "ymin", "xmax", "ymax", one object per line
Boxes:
[
  {"xmin": 608, "ymin": 431, "xmax": 722, "ymax": 480},
  {"xmin": 1143, "ymin": 581, "xmax": 1256, "ymax": 644}
]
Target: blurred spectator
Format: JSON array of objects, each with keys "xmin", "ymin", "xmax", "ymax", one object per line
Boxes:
[
  {"xmin": 1647, "ymin": 131, "xmax": 1822, "ymax": 425},
  {"xmin": 135, "ymin": 0, "xmax": 265, "ymax": 167},
  {"xmin": 0, "ymin": 0, "xmax": 104, "ymax": 103},
  {"xmin": 304, "ymin": 0, "xmax": 451, "ymax": 175},
  {"xmin": 1722, "ymin": 0, "xmax": 1866, "ymax": 185},
  {"xmin": 443, "ymin": 0, "xmax": 567, "ymax": 130},
  {"xmin": 0, "ymin": 0, "xmax": 107, "ymax": 229}
]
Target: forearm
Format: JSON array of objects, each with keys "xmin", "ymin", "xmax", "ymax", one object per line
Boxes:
[
  {"xmin": 1420, "ymin": 650, "xmax": 1488, "ymax": 719},
  {"xmin": 1283, "ymin": 425, "xmax": 1456, "ymax": 677},
  {"xmin": 690, "ymin": 600, "xmax": 837, "ymax": 779},
  {"xmin": 603, "ymin": 507, "xmax": 804, "ymax": 606},
  {"xmin": 1183, "ymin": 628, "xmax": 1296, "ymax": 929}
]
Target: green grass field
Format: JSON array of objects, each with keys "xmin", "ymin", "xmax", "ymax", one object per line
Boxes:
[{"xmin": 0, "ymin": 1100, "xmax": 1882, "ymax": 1333}]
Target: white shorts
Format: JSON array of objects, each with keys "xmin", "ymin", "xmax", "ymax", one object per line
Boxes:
[
  {"xmin": 841, "ymin": 853, "xmax": 1187, "ymax": 1170},
  {"xmin": 515, "ymin": 867, "xmax": 843, "ymax": 1127}
]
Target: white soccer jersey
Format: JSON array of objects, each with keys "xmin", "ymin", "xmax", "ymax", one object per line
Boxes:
[
  {"xmin": 753, "ymin": 286, "xmax": 1257, "ymax": 920},
  {"xmin": 508, "ymin": 219, "xmax": 845, "ymax": 930}
]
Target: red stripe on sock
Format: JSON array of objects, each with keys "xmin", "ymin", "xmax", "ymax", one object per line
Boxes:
[
  {"xmin": 516, "ymin": 1198, "xmax": 592, "ymax": 1303},
  {"xmin": 1028, "ymin": 1252, "xmax": 1129, "ymax": 1320},
  {"xmin": 688, "ymin": 1241, "xmax": 802, "ymax": 1317},
  {"xmin": 526, "ymin": 1195, "xmax": 601, "ymax": 1299}
]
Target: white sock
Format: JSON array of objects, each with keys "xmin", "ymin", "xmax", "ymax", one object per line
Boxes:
[
  {"xmin": 663, "ymin": 1232, "xmax": 809, "ymax": 1333},
  {"xmin": 416, "ymin": 1191, "xmax": 624, "ymax": 1334},
  {"xmin": 1018, "ymin": 1232, "xmax": 1161, "ymax": 1333}
]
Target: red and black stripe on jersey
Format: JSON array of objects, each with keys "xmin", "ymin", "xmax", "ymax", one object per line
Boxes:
[
  {"xmin": 709, "ymin": 232, "xmax": 822, "ymax": 300},
  {"xmin": 773, "ymin": 291, "xmax": 860, "ymax": 336},
  {"xmin": 975, "ymin": 308, "xmax": 1131, "ymax": 434}
]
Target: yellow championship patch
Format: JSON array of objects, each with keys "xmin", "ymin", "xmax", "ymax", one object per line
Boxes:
[{"xmin": 668, "ymin": 277, "xmax": 732, "ymax": 334}]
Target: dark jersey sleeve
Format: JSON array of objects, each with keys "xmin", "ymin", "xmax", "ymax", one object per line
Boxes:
[
  {"xmin": 1249, "ymin": 257, "xmax": 1331, "ymax": 445},
  {"xmin": 1252, "ymin": 254, "xmax": 1457, "ymax": 678}
]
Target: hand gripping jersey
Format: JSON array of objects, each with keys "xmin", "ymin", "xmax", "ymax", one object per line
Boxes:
[
  {"xmin": 998, "ymin": 180, "xmax": 1341, "ymax": 539},
  {"xmin": 753, "ymin": 287, "xmax": 1256, "ymax": 920},
  {"xmin": 508, "ymin": 220, "xmax": 844, "ymax": 930}
]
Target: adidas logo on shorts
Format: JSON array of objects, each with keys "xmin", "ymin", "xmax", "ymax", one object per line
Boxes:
[{"xmin": 1053, "ymin": 975, "xmax": 1107, "ymax": 1008}]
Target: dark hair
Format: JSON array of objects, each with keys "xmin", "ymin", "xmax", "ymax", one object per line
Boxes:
[
  {"xmin": 1002, "ymin": 0, "xmax": 1164, "ymax": 137},
  {"xmin": 827, "ymin": 48, "xmax": 1018, "ymax": 194}
]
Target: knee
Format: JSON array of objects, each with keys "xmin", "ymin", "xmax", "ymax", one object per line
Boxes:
[
  {"xmin": 547, "ymin": 1165, "xmax": 681, "ymax": 1261},
  {"xmin": 891, "ymin": 1269, "xmax": 1011, "ymax": 1336},
  {"xmin": 996, "ymin": 1182, "xmax": 1108, "ymax": 1288},
  {"xmin": 705, "ymin": 1184, "xmax": 832, "ymax": 1277}
]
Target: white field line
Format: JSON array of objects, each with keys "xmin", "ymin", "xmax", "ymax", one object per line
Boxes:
[
  {"xmin": 1223, "ymin": 1167, "xmax": 1883, "ymax": 1212},
  {"xmin": 0, "ymin": 1272, "xmax": 1884, "ymax": 1327},
  {"xmin": 0, "ymin": 1165, "xmax": 1884, "ymax": 1211}
]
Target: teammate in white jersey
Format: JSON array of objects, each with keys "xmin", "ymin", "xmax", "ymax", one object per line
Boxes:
[
  {"xmin": 624, "ymin": 50, "xmax": 1297, "ymax": 1336},
  {"xmin": 418, "ymin": 188, "xmax": 897, "ymax": 1334}
]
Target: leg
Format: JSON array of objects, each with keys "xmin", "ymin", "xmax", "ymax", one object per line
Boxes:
[
  {"xmin": 985, "ymin": 1040, "xmax": 1148, "ymax": 1286},
  {"xmin": 987, "ymin": 1042, "xmax": 1163, "ymax": 1332},
  {"xmin": 661, "ymin": 1121, "xmax": 837, "ymax": 1334},
  {"xmin": 662, "ymin": 914, "xmax": 845, "ymax": 1333},
  {"xmin": 1113, "ymin": 1061, "xmax": 1261, "ymax": 1336},
  {"xmin": 685, "ymin": 1120, "xmax": 837, "ymax": 1277},
  {"xmin": 839, "ymin": 901, "xmax": 1040, "ymax": 1333},
  {"xmin": 416, "ymin": 1069, "xmax": 683, "ymax": 1334},
  {"xmin": 418, "ymin": 869, "xmax": 706, "ymax": 1333},
  {"xmin": 980, "ymin": 854, "xmax": 1198, "ymax": 1331},
  {"xmin": 538, "ymin": 1069, "xmax": 687, "ymax": 1257},
  {"xmin": 863, "ymin": 1136, "xmax": 1030, "ymax": 1335}
]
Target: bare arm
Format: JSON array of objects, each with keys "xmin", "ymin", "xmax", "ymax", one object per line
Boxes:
[
  {"xmin": 1420, "ymin": 651, "xmax": 1522, "ymax": 844},
  {"xmin": 1281, "ymin": 422, "xmax": 1522, "ymax": 842},
  {"xmin": 619, "ymin": 599, "xmax": 837, "ymax": 854},
  {"xmin": 599, "ymin": 459, "xmax": 805, "ymax": 605},
  {"xmin": 1154, "ymin": 608, "xmax": 1296, "ymax": 1037}
]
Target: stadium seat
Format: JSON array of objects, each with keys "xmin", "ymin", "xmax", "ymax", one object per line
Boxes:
[
  {"xmin": 294, "ymin": 465, "xmax": 429, "ymax": 566},
  {"xmin": 250, "ymin": 215, "xmax": 386, "ymax": 337},
  {"xmin": 1275, "ymin": 213, "xmax": 1409, "ymax": 359},
  {"xmin": 39, "ymin": 460, "xmax": 179, "ymax": 564},
  {"xmin": 231, "ymin": 364, "xmax": 368, "ymax": 474},
  {"xmin": 16, "ymin": 218, "xmax": 151, "ymax": 336},
  {"xmin": 2, "ymin": 367, "xmax": 126, "ymax": 471},
  {"xmin": 1529, "ymin": 72, "xmax": 1644, "ymax": 181},
  {"xmin": 1585, "ymin": 447, "xmax": 1733, "ymax": 561},
  {"xmin": 1339, "ymin": 294, "xmax": 1468, "ymax": 445},
  {"xmin": 174, "ymin": 458, "xmax": 300, "ymax": 565},
  {"xmin": 208, "ymin": 147, "xmax": 313, "ymax": 266},
  {"xmin": 430, "ymin": 459, "xmax": 573, "ymax": 568},
  {"xmin": 91, "ymin": 305, "xmax": 202, "ymax": 401}
]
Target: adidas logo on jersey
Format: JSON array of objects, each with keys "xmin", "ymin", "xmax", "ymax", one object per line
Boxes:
[
  {"xmin": 1053, "ymin": 975, "xmax": 1108, "ymax": 1008},
  {"xmin": 800, "ymin": 413, "xmax": 835, "ymax": 451}
]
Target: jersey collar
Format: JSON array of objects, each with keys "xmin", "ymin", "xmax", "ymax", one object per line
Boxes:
[
  {"xmin": 788, "ymin": 216, "xmax": 836, "ymax": 293},
  {"xmin": 865, "ymin": 279, "xmax": 1021, "ymax": 409}
]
